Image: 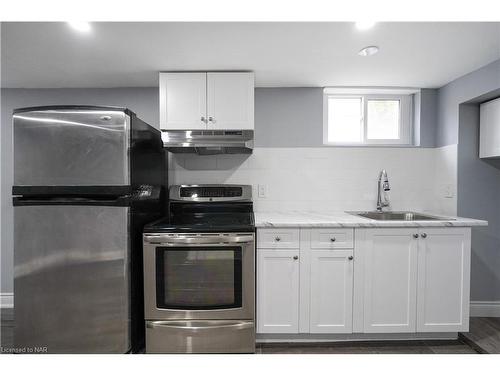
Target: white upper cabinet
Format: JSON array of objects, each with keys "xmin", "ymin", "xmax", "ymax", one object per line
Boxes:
[
  {"xmin": 480, "ymin": 97, "xmax": 500, "ymax": 158},
  {"xmin": 416, "ymin": 228, "xmax": 471, "ymax": 332},
  {"xmin": 207, "ymin": 72, "xmax": 254, "ymax": 130},
  {"xmin": 159, "ymin": 73, "xmax": 207, "ymax": 130},
  {"xmin": 159, "ymin": 72, "xmax": 254, "ymax": 131}
]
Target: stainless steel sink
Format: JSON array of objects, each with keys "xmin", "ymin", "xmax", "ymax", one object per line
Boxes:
[{"xmin": 348, "ymin": 211, "xmax": 453, "ymax": 221}]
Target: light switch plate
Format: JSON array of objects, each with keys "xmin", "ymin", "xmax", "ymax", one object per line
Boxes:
[{"xmin": 258, "ymin": 184, "xmax": 268, "ymax": 198}]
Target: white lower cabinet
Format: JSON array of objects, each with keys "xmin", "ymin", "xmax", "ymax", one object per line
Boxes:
[
  {"xmin": 416, "ymin": 228, "xmax": 471, "ymax": 332},
  {"xmin": 360, "ymin": 228, "xmax": 418, "ymax": 333},
  {"xmin": 257, "ymin": 226, "xmax": 471, "ymax": 336},
  {"xmin": 309, "ymin": 250, "xmax": 353, "ymax": 333},
  {"xmin": 357, "ymin": 227, "xmax": 471, "ymax": 334},
  {"xmin": 257, "ymin": 249, "xmax": 300, "ymax": 333}
]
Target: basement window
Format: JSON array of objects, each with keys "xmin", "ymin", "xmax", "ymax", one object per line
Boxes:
[{"xmin": 323, "ymin": 88, "xmax": 414, "ymax": 146}]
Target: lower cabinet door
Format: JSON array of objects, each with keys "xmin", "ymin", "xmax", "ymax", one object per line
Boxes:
[
  {"xmin": 257, "ymin": 249, "xmax": 300, "ymax": 333},
  {"xmin": 362, "ymin": 229, "xmax": 418, "ymax": 333},
  {"xmin": 416, "ymin": 228, "xmax": 471, "ymax": 332},
  {"xmin": 309, "ymin": 250, "xmax": 354, "ymax": 333}
]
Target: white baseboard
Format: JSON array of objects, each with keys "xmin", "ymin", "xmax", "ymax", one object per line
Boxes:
[
  {"xmin": 470, "ymin": 301, "xmax": 500, "ymax": 317},
  {"xmin": 0, "ymin": 293, "xmax": 14, "ymax": 308}
]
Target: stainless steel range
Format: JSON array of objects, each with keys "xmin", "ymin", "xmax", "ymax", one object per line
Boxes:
[{"xmin": 143, "ymin": 184, "xmax": 255, "ymax": 353}]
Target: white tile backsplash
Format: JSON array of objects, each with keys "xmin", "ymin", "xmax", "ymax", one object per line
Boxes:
[{"xmin": 168, "ymin": 147, "xmax": 457, "ymax": 214}]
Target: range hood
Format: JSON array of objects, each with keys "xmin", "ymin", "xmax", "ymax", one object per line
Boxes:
[{"xmin": 161, "ymin": 130, "xmax": 254, "ymax": 155}]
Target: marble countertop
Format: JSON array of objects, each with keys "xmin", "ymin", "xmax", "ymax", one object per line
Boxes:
[{"xmin": 254, "ymin": 211, "xmax": 488, "ymax": 228}]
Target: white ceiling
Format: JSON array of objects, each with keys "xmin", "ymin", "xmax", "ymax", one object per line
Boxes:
[{"xmin": 1, "ymin": 22, "xmax": 500, "ymax": 89}]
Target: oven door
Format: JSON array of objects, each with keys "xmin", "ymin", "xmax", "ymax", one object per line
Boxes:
[{"xmin": 143, "ymin": 233, "xmax": 255, "ymax": 320}]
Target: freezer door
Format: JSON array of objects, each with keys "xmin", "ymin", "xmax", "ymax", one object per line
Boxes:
[
  {"xmin": 13, "ymin": 108, "xmax": 130, "ymax": 186},
  {"xmin": 14, "ymin": 205, "xmax": 131, "ymax": 353}
]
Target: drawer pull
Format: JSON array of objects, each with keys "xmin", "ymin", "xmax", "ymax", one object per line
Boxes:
[
  {"xmin": 275, "ymin": 237, "xmax": 281, "ymax": 242},
  {"xmin": 348, "ymin": 256, "xmax": 354, "ymax": 261},
  {"xmin": 293, "ymin": 255, "xmax": 299, "ymax": 260},
  {"xmin": 330, "ymin": 237, "xmax": 336, "ymax": 242}
]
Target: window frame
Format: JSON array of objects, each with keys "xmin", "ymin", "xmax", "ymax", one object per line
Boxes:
[{"xmin": 323, "ymin": 90, "xmax": 413, "ymax": 146}]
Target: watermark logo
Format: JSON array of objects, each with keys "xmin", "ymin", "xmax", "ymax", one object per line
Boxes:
[{"xmin": 1, "ymin": 346, "xmax": 48, "ymax": 354}]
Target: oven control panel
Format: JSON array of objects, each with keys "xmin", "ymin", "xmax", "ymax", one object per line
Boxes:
[
  {"xmin": 169, "ymin": 184, "xmax": 252, "ymax": 202},
  {"xmin": 180, "ymin": 186, "xmax": 241, "ymax": 198}
]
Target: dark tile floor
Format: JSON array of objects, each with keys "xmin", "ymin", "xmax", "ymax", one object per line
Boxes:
[
  {"xmin": 256, "ymin": 340, "xmax": 477, "ymax": 354},
  {"xmin": 0, "ymin": 308, "xmax": 13, "ymax": 353},
  {"xmin": 460, "ymin": 317, "xmax": 500, "ymax": 354},
  {"xmin": 1, "ymin": 308, "xmax": 492, "ymax": 354}
]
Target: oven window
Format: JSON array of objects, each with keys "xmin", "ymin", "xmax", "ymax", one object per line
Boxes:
[{"xmin": 156, "ymin": 246, "xmax": 242, "ymax": 310}]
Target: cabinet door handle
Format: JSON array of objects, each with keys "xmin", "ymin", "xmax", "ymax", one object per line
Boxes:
[
  {"xmin": 293, "ymin": 256, "xmax": 299, "ymax": 260},
  {"xmin": 348, "ymin": 256, "xmax": 354, "ymax": 261},
  {"xmin": 275, "ymin": 237, "xmax": 281, "ymax": 242},
  {"xmin": 201, "ymin": 116, "xmax": 207, "ymax": 123},
  {"xmin": 330, "ymin": 237, "xmax": 336, "ymax": 242},
  {"xmin": 421, "ymin": 233, "xmax": 427, "ymax": 239},
  {"xmin": 413, "ymin": 234, "xmax": 419, "ymax": 239},
  {"xmin": 208, "ymin": 116, "xmax": 214, "ymax": 123}
]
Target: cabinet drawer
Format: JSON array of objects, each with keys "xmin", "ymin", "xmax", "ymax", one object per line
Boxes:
[
  {"xmin": 257, "ymin": 228, "xmax": 299, "ymax": 249},
  {"xmin": 310, "ymin": 228, "xmax": 354, "ymax": 249}
]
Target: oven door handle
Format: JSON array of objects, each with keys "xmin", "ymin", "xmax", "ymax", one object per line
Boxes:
[
  {"xmin": 144, "ymin": 234, "xmax": 254, "ymax": 245},
  {"xmin": 146, "ymin": 320, "xmax": 254, "ymax": 331}
]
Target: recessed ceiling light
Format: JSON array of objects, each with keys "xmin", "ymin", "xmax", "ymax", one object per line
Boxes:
[
  {"xmin": 355, "ymin": 21, "xmax": 376, "ymax": 30},
  {"xmin": 67, "ymin": 21, "xmax": 92, "ymax": 33},
  {"xmin": 358, "ymin": 46, "xmax": 379, "ymax": 57}
]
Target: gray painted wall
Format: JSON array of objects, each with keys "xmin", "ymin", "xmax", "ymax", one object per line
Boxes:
[
  {"xmin": 412, "ymin": 89, "xmax": 438, "ymax": 148},
  {"xmin": 437, "ymin": 59, "xmax": 500, "ymax": 147},
  {"xmin": 0, "ymin": 86, "xmax": 439, "ymax": 293},
  {"xmin": 437, "ymin": 58, "xmax": 500, "ymax": 301},
  {"xmin": 254, "ymin": 88, "xmax": 323, "ymax": 147},
  {"xmin": 255, "ymin": 87, "xmax": 438, "ymax": 148},
  {"xmin": 419, "ymin": 89, "xmax": 439, "ymax": 148},
  {"xmin": 457, "ymin": 99, "xmax": 500, "ymax": 301}
]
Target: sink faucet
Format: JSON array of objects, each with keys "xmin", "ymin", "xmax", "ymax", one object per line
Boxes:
[{"xmin": 376, "ymin": 169, "xmax": 391, "ymax": 212}]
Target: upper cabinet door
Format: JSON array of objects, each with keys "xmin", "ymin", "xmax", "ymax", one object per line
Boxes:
[
  {"xmin": 480, "ymin": 97, "xmax": 500, "ymax": 158},
  {"xmin": 361, "ymin": 228, "xmax": 418, "ymax": 333},
  {"xmin": 206, "ymin": 72, "xmax": 254, "ymax": 130},
  {"xmin": 416, "ymin": 228, "xmax": 471, "ymax": 332},
  {"xmin": 159, "ymin": 73, "xmax": 207, "ymax": 130}
]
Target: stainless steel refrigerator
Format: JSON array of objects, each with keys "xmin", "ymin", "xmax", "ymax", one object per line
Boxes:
[{"xmin": 12, "ymin": 106, "xmax": 166, "ymax": 353}]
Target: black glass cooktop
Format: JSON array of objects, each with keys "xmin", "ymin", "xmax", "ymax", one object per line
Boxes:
[{"xmin": 144, "ymin": 202, "xmax": 255, "ymax": 233}]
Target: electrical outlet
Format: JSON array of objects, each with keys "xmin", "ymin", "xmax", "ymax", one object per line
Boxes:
[
  {"xmin": 258, "ymin": 184, "xmax": 268, "ymax": 198},
  {"xmin": 444, "ymin": 184, "xmax": 454, "ymax": 198}
]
